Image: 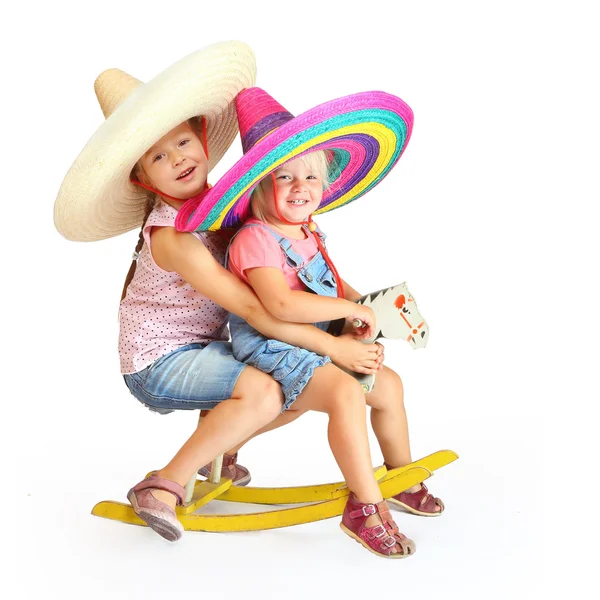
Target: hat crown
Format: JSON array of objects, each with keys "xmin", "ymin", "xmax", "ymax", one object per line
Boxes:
[
  {"xmin": 94, "ymin": 68, "xmax": 142, "ymax": 118},
  {"xmin": 236, "ymin": 87, "xmax": 295, "ymax": 154}
]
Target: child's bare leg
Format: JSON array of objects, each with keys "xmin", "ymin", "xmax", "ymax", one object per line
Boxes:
[
  {"xmin": 151, "ymin": 366, "xmax": 283, "ymax": 506},
  {"xmin": 225, "ymin": 407, "xmax": 306, "ymax": 454},
  {"xmin": 290, "ymin": 363, "xmax": 403, "ymax": 551},
  {"xmin": 367, "ymin": 366, "xmax": 412, "ymax": 467},
  {"xmin": 225, "ymin": 365, "xmax": 376, "ymax": 498},
  {"xmin": 366, "ymin": 366, "xmax": 438, "ymax": 505},
  {"xmin": 291, "ymin": 364, "xmax": 381, "ymax": 500}
]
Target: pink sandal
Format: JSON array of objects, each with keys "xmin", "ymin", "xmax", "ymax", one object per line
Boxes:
[
  {"xmin": 127, "ymin": 475, "xmax": 186, "ymax": 542},
  {"xmin": 340, "ymin": 493, "xmax": 416, "ymax": 559},
  {"xmin": 388, "ymin": 482, "xmax": 445, "ymax": 516}
]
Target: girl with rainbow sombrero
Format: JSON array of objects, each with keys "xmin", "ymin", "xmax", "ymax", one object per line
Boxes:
[{"xmin": 175, "ymin": 88, "xmax": 445, "ymax": 558}]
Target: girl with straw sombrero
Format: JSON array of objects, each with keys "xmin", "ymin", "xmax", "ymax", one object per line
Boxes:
[
  {"xmin": 174, "ymin": 88, "xmax": 445, "ymax": 558},
  {"xmin": 54, "ymin": 42, "xmax": 383, "ymax": 543}
]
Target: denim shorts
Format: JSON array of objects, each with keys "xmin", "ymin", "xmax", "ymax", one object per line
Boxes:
[
  {"xmin": 236, "ymin": 337, "xmax": 331, "ymax": 412},
  {"xmin": 123, "ymin": 341, "xmax": 247, "ymax": 415}
]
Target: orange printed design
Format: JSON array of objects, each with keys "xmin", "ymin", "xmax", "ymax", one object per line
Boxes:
[{"xmin": 394, "ymin": 295, "xmax": 406, "ymax": 310}]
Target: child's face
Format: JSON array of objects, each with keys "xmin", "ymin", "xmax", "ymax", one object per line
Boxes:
[
  {"xmin": 138, "ymin": 122, "xmax": 208, "ymax": 199},
  {"xmin": 262, "ymin": 157, "xmax": 324, "ymax": 224}
]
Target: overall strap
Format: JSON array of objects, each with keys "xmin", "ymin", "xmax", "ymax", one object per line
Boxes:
[
  {"xmin": 305, "ymin": 222, "xmax": 327, "ymax": 243},
  {"xmin": 276, "ymin": 231, "xmax": 309, "ymax": 269}
]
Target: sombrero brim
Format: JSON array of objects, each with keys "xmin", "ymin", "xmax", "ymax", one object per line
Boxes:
[
  {"xmin": 174, "ymin": 91, "xmax": 412, "ymax": 232},
  {"xmin": 54, "ymin": 41, "xmax": 257, "ymax": 242}
]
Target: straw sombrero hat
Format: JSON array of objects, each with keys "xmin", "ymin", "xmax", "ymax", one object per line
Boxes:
[
  {"xmin": 174, "ymin": 87, "xmax": 413, "ymax": 232},
  {"xmin": 54, "ymin": 41, "xmax": 257, "ymax": 242}
]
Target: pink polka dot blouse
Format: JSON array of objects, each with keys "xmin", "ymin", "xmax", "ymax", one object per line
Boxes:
[{"xmin": 118, "ymin": 201, "xmax": 229, "ymax": 374}]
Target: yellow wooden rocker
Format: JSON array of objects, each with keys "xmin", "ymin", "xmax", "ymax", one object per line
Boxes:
[
  {"xmin": 92, "ymin": 450, "xmax": 457, "ymax": 532},
  {"xmin": 92, "ymin": 283, "xmax": 458, "ymax": 533}
]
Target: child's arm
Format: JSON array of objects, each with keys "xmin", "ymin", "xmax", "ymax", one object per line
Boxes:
[
  {"xmin": 338, "ymin": 278, "xmax": 384, "ymax": 369},
  {"xmin": 151, "ymin": 227, "xmax": 381, "ymax": 373},
  {"xmin": 246, "ymin": 267, "xmax": 376, "ymax": 338},
  {"xmin": 340, "ymin": 279, "xmax": 363, "ymax": 302}
]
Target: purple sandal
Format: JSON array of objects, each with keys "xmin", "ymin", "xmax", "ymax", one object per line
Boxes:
[
  {"xmin": 388, "ymin": 482, "xmax": 445, "ymax": 516},
  {"xmin": 127, "ymin": 475, "xmax": 186, "ymax": 542},
  {"xmin": 340, "ymin": 493, "xmax": 416, "ymax": 559}
]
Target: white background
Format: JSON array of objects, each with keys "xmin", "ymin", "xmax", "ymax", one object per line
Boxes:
[{"xmin": 3, "ymin": 1, "xmax": 598, "ymax": 598}]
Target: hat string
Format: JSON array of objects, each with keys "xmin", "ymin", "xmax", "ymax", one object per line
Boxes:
[
  {"xmin": 130, "ymin": 178, "xmax": 211, "ymax": 203},
  {"xmin": 271, "ymin": 173, "xmax": 343, "ymax": 299}
]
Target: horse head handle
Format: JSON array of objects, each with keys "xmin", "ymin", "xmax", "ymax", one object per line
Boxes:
[
  {"xmin": 356, "ymin": 282, "xmax": 429, "ymax": 348},
  {"xmin": 333, "ymin": 282, "xmax": 429, "ymax": 393}
]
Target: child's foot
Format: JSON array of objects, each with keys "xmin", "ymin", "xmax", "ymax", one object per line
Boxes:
[
  {"xmin": 127, "ymin": 474, "xmax": 185, "ymax": 541},
  {"xmin": 388, "ymin": 482, "xmax": 444, "ymax": 516},
  {"xmin": 198, "ymin": 452, "xmax": 251, "ymax": 486},
  {"xmin": 150, "ymin": 489, "xmax": 178, "ymax": 507},
  {"xmin": 340, "ymin": 493, "xmax": 415, "ymax": 558}
]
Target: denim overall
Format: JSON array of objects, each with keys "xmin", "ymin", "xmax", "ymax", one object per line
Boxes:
[{"xmin": 227, "ymin": 222, "xmax": 338, "ymax": 410}]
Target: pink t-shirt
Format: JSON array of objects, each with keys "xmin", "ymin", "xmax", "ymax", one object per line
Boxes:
[
  {"xmin": 118, "ymin": 201, "xmax": 229, "ymax": 374},
  {"xmin": 228, "ymin": 219, "xmax": 319, "ymax": 290}
]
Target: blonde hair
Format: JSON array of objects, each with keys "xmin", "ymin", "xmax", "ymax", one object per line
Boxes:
[{"xmin": 250, "ymin": 151, "xmax": 331, "ymax": 222}]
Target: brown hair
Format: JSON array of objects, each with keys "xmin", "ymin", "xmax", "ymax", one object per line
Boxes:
[
  {"xmin": 120, "ymin": 117, "xmax": 206, "ymax": 302},
  {"xmin": 120, "ymin": 164, "xmax": 157, "ymax": 302}
]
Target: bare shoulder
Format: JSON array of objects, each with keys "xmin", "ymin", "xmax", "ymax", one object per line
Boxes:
[
  {"xmin": 150, "ymin": 229, "xmax": 256, "ymax": 314},
  {"xmin": 150, "ymin": 226, "xmax": 212, "ymax": 272}
]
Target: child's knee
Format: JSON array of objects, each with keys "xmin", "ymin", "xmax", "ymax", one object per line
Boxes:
[
  {"xmin": 236, "ymin": 368, "xmax": 284, "ymax": 418},
  {"xmin": 251, "ymin": 374, "xmax": 284, "ymax": 419},
  {"xmin": 385, "ymin": 367, "xmax": 404, "ymax": 395},
  {"xmin": 375, "ymin": 366, "xmax": 403, "ymax": 390},
  {"xmin": 328, "ymin": 373, "xmax": 365, "ymax": 414},
  {"xmin": 367, "ymin": 367, "xmax": 404, "ymax": 408}
]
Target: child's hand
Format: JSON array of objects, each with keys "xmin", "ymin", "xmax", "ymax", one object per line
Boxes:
[
  {"xmin": 375, "ymin": 342, "xmax": 385, "ymax": 370},
  {"xmin": 329, "ymin": 334, "xmax": 381, "ymax": 374},
  {"xmin": 346, "ymin": 305, "xmax": 376, "ymax": 339}
]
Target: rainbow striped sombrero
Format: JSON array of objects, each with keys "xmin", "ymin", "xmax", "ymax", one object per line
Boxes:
[{"xmin": 175, "ymin": 87, "xmax": 413, "ymax": 232}]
